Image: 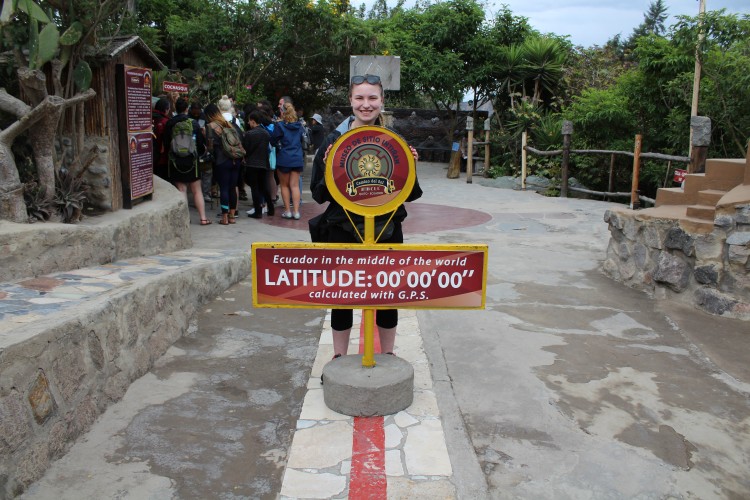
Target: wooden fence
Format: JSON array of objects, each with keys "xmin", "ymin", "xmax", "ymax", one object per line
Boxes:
[{"xmin": 521, "ymin": 119, "xmax": 709, "ymax": 208}]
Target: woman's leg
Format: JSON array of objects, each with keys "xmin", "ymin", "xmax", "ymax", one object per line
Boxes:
[
  {"xmin": 331, "ymin": 309, "xmax": 354, "ymax": 356},
  {"xmin": 376, "ymin": 310, "xmax": 398, "ymax": 354},
  {"xmin": 228, "ymin": 161, "xmax": 240, "ymax": 221},
  {"xmin": 263, "ymin": 171, "xmax": 275, "ymax": 215},
  {"xmin": 189, "ymin": 180, "xmax": 207, "ymax": 222},
  {"xmin": 278, "ymin": 170, "xmax": 291, "ymax": 214},
  {"xmin": 214, "ymin": 161, "xmax": 231, "ymax": 223},
  {"xmin": 289, "ymin": 170, "xmax": 301, "ymax": 215}
]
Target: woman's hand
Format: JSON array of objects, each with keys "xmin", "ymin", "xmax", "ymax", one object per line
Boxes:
[
  {"xmin": 323, "ymin": 143, "xmax": 333, "ymax": 161},
  {"xmin": 409, "ymin": 145, "xmax": 419, "ymax": 162}
]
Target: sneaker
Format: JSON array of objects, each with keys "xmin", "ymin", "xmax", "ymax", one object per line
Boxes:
[
  {"xmin": 262, "ymin": 205, "xmax": 268, "ymax": 214},
  {"xmin": 246, "ymin": 208, "xmax": 256, "ymax": 216},
  {"xmin": 293, "ymin": 212, "xmax": 301, "ymax": 220},
  {"xmin": 281, "ymin": 212, "xmax": 293, "ymax": 219}
]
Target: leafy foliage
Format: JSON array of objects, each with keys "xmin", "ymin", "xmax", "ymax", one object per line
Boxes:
[{"xmin": 54, "ymin": 169, "xmax": 87, "ymax": 223}]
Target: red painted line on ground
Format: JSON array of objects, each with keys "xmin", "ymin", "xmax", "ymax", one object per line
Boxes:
[{"xmin": 349, "ymin": 315, "xmax": 386, "ymax": 500}]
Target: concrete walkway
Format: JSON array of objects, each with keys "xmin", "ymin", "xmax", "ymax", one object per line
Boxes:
[{"xmin": 17, "ymin": 161, "xmax": 750, "ymax": 499}]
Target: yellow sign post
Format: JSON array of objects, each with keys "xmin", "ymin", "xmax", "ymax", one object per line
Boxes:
[{"xmin": 324, "ymin": 126, "xmax": 417, "ymax": 368}]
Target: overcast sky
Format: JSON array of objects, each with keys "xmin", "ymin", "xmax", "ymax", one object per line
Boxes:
[{"xmin": 489, "ymin": 0, "xmax": 750, "ymax": 47}]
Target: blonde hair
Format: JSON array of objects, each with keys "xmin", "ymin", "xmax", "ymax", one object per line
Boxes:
[{"xmin": 281, "ymin": 102, "xmax": 298, "ymax": 123}]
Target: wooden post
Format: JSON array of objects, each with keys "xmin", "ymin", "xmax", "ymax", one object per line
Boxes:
[
  {"xmin": 689, "ymin": 0, "xmax": 706, "ymax": 159},
  {"xmin": 631, "ymin": 134, "xmax": 642, "ymax": 209},
  {"xmin": 484, "ymin": 118, "xmax": 491, "ymax": 176},
  {"xmin": 466, "ymin": 116, "xmax": 474, "ymax": 184},
  {"xmin": 521, "ymin": 131, "xmax": 527, "ymax": 190},
  {"xmin": 689, "ymin": 116, "xmax": 711, "ymax": 174},
  {"xmin": 560, "ymin": 120, "xmax": 573, "ymax": 198}
]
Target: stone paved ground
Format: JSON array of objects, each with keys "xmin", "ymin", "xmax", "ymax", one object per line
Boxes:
[{"xmin": 16, "ymin": 161, "xmax": 750, "ymax": 499}]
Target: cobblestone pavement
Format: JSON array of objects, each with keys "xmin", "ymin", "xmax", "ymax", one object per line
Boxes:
[{"xmin": 16, "ymin": 161, "xmax": 750, "ymax": 499}]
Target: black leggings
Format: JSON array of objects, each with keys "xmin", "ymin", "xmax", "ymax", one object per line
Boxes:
[{"xmin": 328, "ymin": 222, "xmax": 402, "ymax": 331}]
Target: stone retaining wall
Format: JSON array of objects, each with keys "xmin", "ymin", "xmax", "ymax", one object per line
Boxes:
[
  {"xmin": 603, "ymin": 205, "xmax": 750, "ymax": 319},
  {"xmin": 0, "ymin": 177, "xmax": 191, "ymax": 282},
  {"xmin": 0, "ymin": 253, "xmax": 251, "ymax": 497}
]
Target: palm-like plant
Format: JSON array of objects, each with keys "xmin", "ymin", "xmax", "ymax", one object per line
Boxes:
[
  {"xmin": 522, "ymin": 37, "xmax": 566, "ymax": 105},
  {"xmin": 496, "ymin": 44, "xmax": 526, "ymax": 108}
]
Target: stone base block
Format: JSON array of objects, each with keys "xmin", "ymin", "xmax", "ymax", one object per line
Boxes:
[{"xmin": 323, "ymin": 354, "xmax": 414, "ymax": 416}]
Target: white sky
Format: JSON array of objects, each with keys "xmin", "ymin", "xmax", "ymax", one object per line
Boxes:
[{"xmin": 488, "ymin": 0, "xmax": 750, "ymax": 47}]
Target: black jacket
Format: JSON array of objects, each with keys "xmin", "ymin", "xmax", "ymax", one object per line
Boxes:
[
  {"xmin": 310, "ymin": 125, "xmax": 422, "ymax": 240},
  {"xmin": 242, "ymin": 126, "xmax": 271, "ymax": 170}
]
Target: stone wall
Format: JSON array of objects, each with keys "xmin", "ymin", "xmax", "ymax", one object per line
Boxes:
[
  {"xmin": 0, "ymin": 177, "xmax": 191, "ymax": 282},
  {"xmin": 602, "ymin": 205, "xmax": 750, "ymax": 319},
  {"xmin": 0, "ymin": 253, "xmax": 250, "ymax": 497}
]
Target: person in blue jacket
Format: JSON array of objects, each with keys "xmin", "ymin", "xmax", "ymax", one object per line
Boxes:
[{"xmin": 270, "ymin": 102, "xmax": 305, "ymax": 219}]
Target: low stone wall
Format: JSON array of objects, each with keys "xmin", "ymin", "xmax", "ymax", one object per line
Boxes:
[
  {"xmin": 0, "ymin": 252, "xmax": 251, "ymax": 497},
  {"xmin": 602, "ymin": 205, "xmax": 750, "ymax": 319},
  {"xmin": 0, "ymin": 177, "xmax": 191, "ymax": 282}
]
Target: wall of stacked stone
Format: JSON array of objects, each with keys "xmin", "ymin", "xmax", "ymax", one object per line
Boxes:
[
  {"xmin": 602, "ymin": 205, "xmax": 750, "ymax": 320},
  {"xmin": 0, "ymin": 177, "xmax": 191, "ymax": 282},
  {"xmin": 0, "ymin": 254, "xmax": 251, "ymax": 498}
]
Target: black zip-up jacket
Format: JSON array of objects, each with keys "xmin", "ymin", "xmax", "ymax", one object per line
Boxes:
[{"xmin": 242, "ymin": 126, "xmax": 271, "ymax": 170}]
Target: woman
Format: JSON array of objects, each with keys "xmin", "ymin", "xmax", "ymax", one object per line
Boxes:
[
  {"xmin": 271, "ymin": 102, "xmax": 305, "ymax": 219},
  {"xmin": 241, "ymin": 108, "xmax": 275, "ymax": 218},
  {"xmin": 309, "ymin": 74, "xmax": 422, "ymax": 358},
  {"xmin": 205, "ymin": 103, "xmax": 241, "ymax": 225},
  {"xmin": 164, "ymin": 97, "xmax": 211, "ymax": 225},
  {"xmin": 152, "ymin": 98, "xmax": 171, "ymax": 180}
]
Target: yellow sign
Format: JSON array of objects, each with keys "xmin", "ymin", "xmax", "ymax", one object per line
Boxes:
[{"xmin": 325, "ymin": 126, "xmax": 416, "ymax": 216}]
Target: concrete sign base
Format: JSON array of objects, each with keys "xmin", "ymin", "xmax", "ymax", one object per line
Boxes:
[{"xmin": 322, "ymin": 354, "xmax": 414, "ymax": 416}]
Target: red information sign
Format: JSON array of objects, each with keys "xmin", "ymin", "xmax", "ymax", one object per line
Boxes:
[
  {"xmin": 252, "ymin": 243, "xmax": 487, "ymax": 309},
  {"xmin": 326, "ymin": 126, "xmax": 415, "ymax": 215},
  {"xmin": 128, "ymin": 132, "xmax": 154, "ymax": 198},
  {"xmin": 163, "ymin": 81, "xmax": 189, "ymax": 93},
  {"xmin": 673, "ymin": 169, "xmax": 687, "ymax": 183},
  {"xmin": 124, "ymin": 67, "xmax": 153, "ymax": 133}
]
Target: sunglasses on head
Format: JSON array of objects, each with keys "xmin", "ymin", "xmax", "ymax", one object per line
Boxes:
[{"xmin": 351, "ymin": 74, "xmax": 381, "ymax": 85}]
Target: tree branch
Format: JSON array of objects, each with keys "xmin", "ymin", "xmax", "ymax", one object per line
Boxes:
[
  {"xmin": 0, "ymin": 95, "xmax": 61, "ymax": 144},
  {"xmin": 0, "ymin": 88, "xmax": 32, "ymax": 117}
]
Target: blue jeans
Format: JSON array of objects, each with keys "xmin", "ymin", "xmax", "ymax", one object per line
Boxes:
[{"xmin": 215, "ymin": 159, "xmax": 240, "ymax": 212}]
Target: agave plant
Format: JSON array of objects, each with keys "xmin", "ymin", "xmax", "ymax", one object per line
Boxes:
[
  {"xmin": 54, "ymin": 169, "xmax": 87, "ymax": 223},
  {"xmin": 23, "ymin": 181, "xmax": 53, "ymax": 222}
]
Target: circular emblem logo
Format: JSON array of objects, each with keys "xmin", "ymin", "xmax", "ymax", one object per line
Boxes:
[{"xmin": 325, "ymin": 126, "xmax": 416, "ymax": 216}]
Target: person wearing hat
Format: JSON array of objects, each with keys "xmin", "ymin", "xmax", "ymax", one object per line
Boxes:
[{"xmin": 310, "ymin": 113, "xmax": 325, "ymax": 154}]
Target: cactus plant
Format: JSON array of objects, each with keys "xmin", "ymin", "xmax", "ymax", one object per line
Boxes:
[
  {"xmin": 73, "ymin": 60, "xmax": 91, "ymax": 91},
  {"xmin": 35, "ymin": 22, "xmax": 59, "ymax": 68},
  {"xmin": 16, "ymin": 0, "xmax": 50, "ymax": 23}
]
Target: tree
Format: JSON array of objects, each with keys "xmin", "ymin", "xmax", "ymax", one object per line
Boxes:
[
  {"xmin": 625, "ymin": 0, "xmax": 669, "ymax": 54},
  {"xmin": 0, "ymin": 0, "xmax": 115, "ymax": 222}
]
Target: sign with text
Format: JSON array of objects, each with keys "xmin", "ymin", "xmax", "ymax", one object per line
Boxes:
[
  {"xmin": 116, "ymin": 64, "xmax": 154, "ymax": 206},
  {"xmin": 673, "ymin": 168, "xmax": 687, "ymax": 184},
  {"xmin": 326, "ymin": 126, "xmax": 415, "ymax": 216},
  {"xmin": 163, "ymin": 81, "xmax": 189, "ymax": 93},
  {"xmin": 252, "ymin": 243, "xmax": 487, "ymax": 309}
]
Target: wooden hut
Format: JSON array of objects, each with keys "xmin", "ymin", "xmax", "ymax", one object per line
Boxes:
[{"xmin": 83, "ymin": 36, "xmax": 166, "ymax": 211}]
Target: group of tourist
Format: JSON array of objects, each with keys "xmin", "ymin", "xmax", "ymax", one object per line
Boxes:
[
  {"xmin": 152, "ymin": 75, "xmax": 422, "ymax": 358},
  {"xmin": 152, "ymin": 92, "xmax": 324, "ymax": 226}
]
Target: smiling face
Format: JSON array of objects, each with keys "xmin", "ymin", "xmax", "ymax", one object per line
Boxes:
[{"xmin": 349, "ymin": 82, "xmax": 384, "ymax": 127}]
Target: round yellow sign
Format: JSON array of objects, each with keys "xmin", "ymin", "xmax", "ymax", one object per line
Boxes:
[{"xmin": 324, "ymin": 126, "xmax": 416, "ymax": 216}]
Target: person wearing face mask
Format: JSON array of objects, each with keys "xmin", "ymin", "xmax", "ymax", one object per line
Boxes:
[{"xmin": 309, "ymin": 74, "xmax": 422, "ymax": 360}]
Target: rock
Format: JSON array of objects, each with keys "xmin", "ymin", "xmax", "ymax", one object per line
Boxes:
[
  {"xmin": 653, "ymin": 251, "xmax": 691, "ymax": 292},
  {"xmin": 665, "ymin": 227, "xmax": 695, "ymax": 256},
  {"xmin": 695, "ymin": 288, "xmax": 737, "ymax": 316},
  {"xmin": 694, "ymin": 265, "xmax": 719, "ymax": 285}
]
